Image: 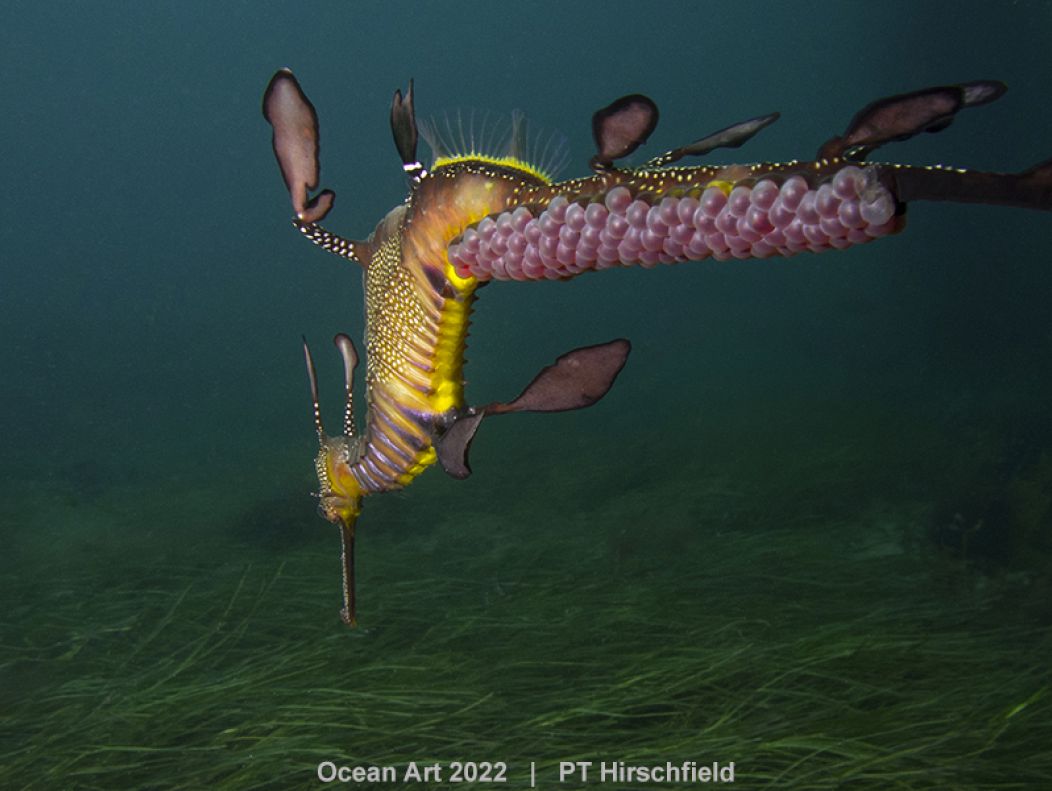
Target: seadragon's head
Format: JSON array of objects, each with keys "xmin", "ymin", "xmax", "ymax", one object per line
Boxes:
[
  {"xmin": 303, "ymin": 334, "xmax": 363, "ymax": 526},
  {"xmin": 314, "ymin": 434, "xmax": 361, "ymax": 527},
  {"xmin": 302, "ymin": 333, "xmax": 364, "ymax": 625}
]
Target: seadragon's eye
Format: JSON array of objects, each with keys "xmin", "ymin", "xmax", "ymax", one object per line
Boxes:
[{"xmin": 317, "ymin": 497, "xmax": 342, "ymax": 523}]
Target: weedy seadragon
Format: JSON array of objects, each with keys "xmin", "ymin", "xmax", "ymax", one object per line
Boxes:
[{"xmin": 263, "ymin": 70, "xmax": 1051, "ymax": 625}]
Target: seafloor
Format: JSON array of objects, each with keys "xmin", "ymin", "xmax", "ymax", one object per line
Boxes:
[{"xmin": 2, "ymin": 393, "xmax": 1050, "ymax": 790}]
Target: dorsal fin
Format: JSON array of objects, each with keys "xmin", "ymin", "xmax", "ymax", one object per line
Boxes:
[
  {"xmin": 590, "ymin": 94, "xmax": 659, "ymax": 172},
  {"xmin": 646, "ymin": 112, "xmax": 780, "ymax": 168}
]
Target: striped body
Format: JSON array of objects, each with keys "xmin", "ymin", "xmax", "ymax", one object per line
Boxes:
[{"xmin": 321, "ymin": 160, "xmax": 549, "ymax": 512}]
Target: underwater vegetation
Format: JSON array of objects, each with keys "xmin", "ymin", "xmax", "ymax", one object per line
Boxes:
[
  {"xmin": 3, "ymin": 24, "xmax": 1050, "ymax": 789},
  {"xmin": 929, "ymin": 415, "xmax": 1052, "ymax": 615},
  {"xmin": 2, "ymin": 405, "xmax": 1051, "ymax": 789}
]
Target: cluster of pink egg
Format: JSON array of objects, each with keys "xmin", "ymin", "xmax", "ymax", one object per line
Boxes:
[{"xmin": 446, "ymin": 165, "xmax": 900, "ymax": 281}]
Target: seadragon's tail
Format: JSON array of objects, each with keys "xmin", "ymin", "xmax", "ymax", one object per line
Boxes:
[{"xmin": 445, "ymin": 80, "xmax": 1052, "ymax": 283}]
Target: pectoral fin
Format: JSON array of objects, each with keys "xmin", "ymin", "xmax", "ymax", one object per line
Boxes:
[{"xmin": 435, "ymin": 339, "xmax": 631, "ymax": 479}]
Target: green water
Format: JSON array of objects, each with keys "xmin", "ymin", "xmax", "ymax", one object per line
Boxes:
[{"xmin": 3, "ymin": 1, "xmax": 1052, "ymax": 788}]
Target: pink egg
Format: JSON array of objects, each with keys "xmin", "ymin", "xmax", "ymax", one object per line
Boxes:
[
  {"xmin": 751, "ymin": 179, "xmax": 779, "ymax": 210},
  {"xmin": 816, "ymin": 184, "xmax": 840, "ymax": 219},
  {"xmin": 646, "ymin": 205, "xmax": 669, "ymax": 235},
  {"xmin": 585, "ymin": 203, "xmax": 608, "ymax": 228},
  {"xmin": 565, "ymin": 202, "xmax": 586, "ymax": 232},
  {"xmin": 511, "ymin": 206, "xmax": 532, "ymax": 232},
  {"xmin": 779, "ymin": 176, "xmax": 808, "ymax": 210},
  {"xmin": 700, "ymin": 186, "xmax": 727, "ymax": 217},
  {"xmin": 627, "ymin": 200, "xmax": 649, "ymax": 228},
  {"xmin": 832, "ymin": 166, "xmax": 862, "ymax": 200},
  {"xmin": 604, "ymin": 186, "xmax": 632, "ymax": 213},
  {"xmin": 659, "ymin": 197, "xmax": 679, "ymax": 226},
  {"xmin": 837, "ymin": 199, "xmax": 865, "ymax": 229},
  {"xmin": 728, "ymin": 185, "xmax": 752, "ymax": 216},
  {"xmin": 548, "ymin": 196, "xmax": 568, "ymax": 222},
  {"xmin": 677, "ymin": 196, "xmax": 699, "ymax": 224}
]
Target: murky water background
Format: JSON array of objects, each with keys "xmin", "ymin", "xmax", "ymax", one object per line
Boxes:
[{"xmin": 2, "ymin": 2, "xmax": 1051, "ymax": 788}]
